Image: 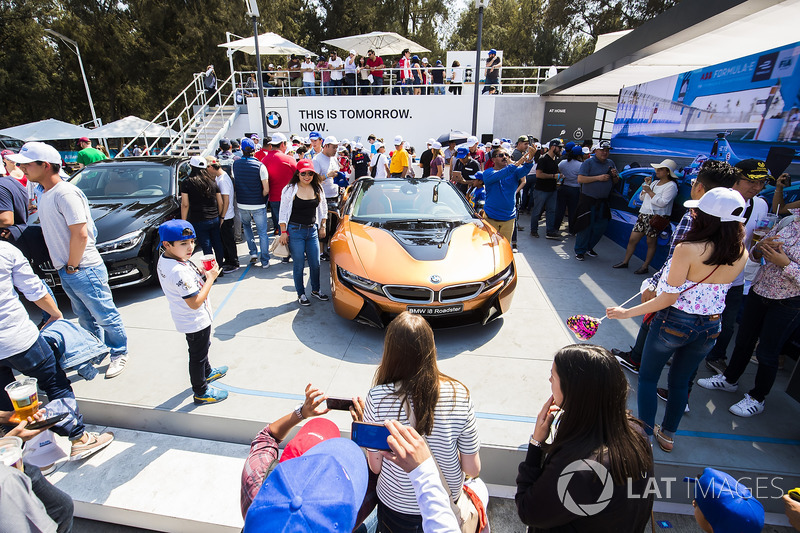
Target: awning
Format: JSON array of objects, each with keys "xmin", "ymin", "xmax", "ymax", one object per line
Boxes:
[
  {"xmin": 0, "ymin": 118, "xmax": 96, "ymax": 141},
  {"xmin": 218, "ymin": 32, "xmax": 314, "ymax": 57},
  {"xmin": 91, "ymin": 116, "xmax": 177, "ymax": 139},
  {"xmin": 322, "ymin": 32, "xmax": 430, "ymax": 57}
]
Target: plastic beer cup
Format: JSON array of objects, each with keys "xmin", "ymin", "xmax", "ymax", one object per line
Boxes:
[{"xmin": 5, "ymin": 377, "xmax": 38, "ymax": 421}]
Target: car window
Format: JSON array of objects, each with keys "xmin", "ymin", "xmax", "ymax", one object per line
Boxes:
[
  {"xmin": 350, "ymin": 180, "xmax": 472, "ymax": 221},
  {"xmin": 70, "ymin": 164, "xmax": 172, "ymax": 199},
  {"xmin": 0, "ymin": 137, "xmax": 24, "ymax": 150}
]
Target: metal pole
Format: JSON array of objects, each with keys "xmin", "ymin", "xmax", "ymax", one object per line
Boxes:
[
  {"xmin": 471, "ymin": 6, "xmax": 484, "ymax": 136},
  {"xmin": 226, "ymin": 32, "xmax": 238, "ymax": 97},
  {"xmin": 251, "ymin": 17, "xmax": 269, "ymax": 140}
]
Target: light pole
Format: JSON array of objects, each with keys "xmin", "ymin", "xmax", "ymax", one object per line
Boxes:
[
  {"xmin": 471, "ymin": 0, "xmax": 489, "ymax": 136},
  {"xmin": 244, "ymin": 0, "xmax": 268, "ymax": 140}
]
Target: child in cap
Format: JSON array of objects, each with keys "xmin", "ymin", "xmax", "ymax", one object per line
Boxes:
[
  {"xmin": 691, "ymin": 467, "xmax": 764, "ymax": 533},
  {"xmin": 156, "ymin": 219, "xmax": 228, "ymax": 405}
]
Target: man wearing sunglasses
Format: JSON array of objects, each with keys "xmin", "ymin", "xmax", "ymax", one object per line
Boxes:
[
  {"xmin": 481, "ymin": 147, "xmax": 536, "ymax": 244},
  {"xmin": 574, "ymin": 141, "xmax": 618, "ymax": 261}
]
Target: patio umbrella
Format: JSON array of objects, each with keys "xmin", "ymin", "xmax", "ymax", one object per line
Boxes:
[
  {"xmin": 437, "ymin": 130, "xmax": 470, "ymax": 145},
  {"xmin": 218, "ymin": 32, "xmax": 314, "ymax": 57},
  {"xmin": 0, "ymin": 118, "xmax": 96, "ymax": 142},
  {"xmin": 322, "ymin": 32, "xmax": 430, "ymax": 57},
  {"xmin": 91, "ymin": 116, "xmax": 177, "ymax": 139}
]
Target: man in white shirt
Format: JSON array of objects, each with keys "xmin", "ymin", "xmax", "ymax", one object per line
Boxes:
[
  {"xmin": 328, "ymin": 51, "xmax": 344, "ymax": 95},
  {"xmin": 301, "ymin": 54, "xmax": 316, "ymax": 96},
  {"xmin": 10, "ymin": 142, "xmax": 129, "ymax": 379},
  {"xmin": 344, "ymin": 50, "xmax": 358, "ymax": 95}
]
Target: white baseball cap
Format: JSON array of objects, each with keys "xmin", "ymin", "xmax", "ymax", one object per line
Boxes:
[
  {"xmin": 467, "ymin": 136, "xmax": 478, "ymax": 146},
  {"xmin": 581, "ymin": 146, "xmax": 590, "ymax": 154},
  {"xmin": 338, "ymin": 145, "xmax": 347, "ymax": 153},
  {"xmin": 355, "ymin": 142, "xmax": 363, "ymax": 149},
  {"xmin": 431, "ymin": 141, "xmax": 442, "ymax": 150},
  {"xmin": 684, "ymin": 187, "xmax": 747, "ymax": 223},
  {"xmin": 269, "ymin": 132, "xmax": 288, "ymax": 145},
  {"xmin": 501, "ymin": 142, "xmax": 512, "ymax": 151},
  {"xmin": 374, "ymin": 142, "xmax": 384, "ymax": 149},
  {"xmin": 189, "ymin": 155, "xmax": 207, "ymax": 168},
  {"xmin": 427, "ymin": 138, "xmax": 435, "ymax": 146},
  {"xmin": 342, "ymin": 138, "xmax": 350, "ymax": 145},
  {"xmin": 491, "ymin": 138, "xmax": 501, "ymax": 147},
  {"xmin": 7, "ymin": 142, "xmax": 62, "ymax": 165},
  {"xmin": 394, "ymin": 135, "xmax": 403, "ymax": 145},
  {"xmin": 650, "ymin": 159, "xmax": 679, "ymax": 179},
  {"xmin": 350, "ymin": 50, "xmax": 356, "ymax": 55},
  {"xmin": 323, "ymin": 136, "xmax": 339, "ymax": 146}
]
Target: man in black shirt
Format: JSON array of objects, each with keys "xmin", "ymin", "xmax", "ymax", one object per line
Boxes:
[
  {"xmin": 531, "ymin": 139, "xmax": 562, "ymax": 239},
  {"xmin": 450, "ymin": 147, "xmax": 481, "ymax": 194},
  {"xmin": 419, "ymin": 139, "xmax": 434, "ymax": 178}
]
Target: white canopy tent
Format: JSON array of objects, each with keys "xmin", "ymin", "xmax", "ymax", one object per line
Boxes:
[
  {"xmin": 322, "ymin": 32, "xmax": 430, "ymax": 56},
  {"xmin": 218, "ymin": 32, "xmax": 313, "ymax": 57},
  {"xmin": 0, "ymin": 118, "xmax": 96, "ymax": 141},
  {"xmin": 91, "ymin": 116, "xmax": 177, "ymax": 139}
]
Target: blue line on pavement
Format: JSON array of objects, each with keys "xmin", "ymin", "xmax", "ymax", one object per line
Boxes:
[
  {"xmin": 212, "ymin": 263, "xmax": 252, "ymax": 319},
  {"xmin": 674, "ymin": 429, "xmax": 800, "ymax": 447}
]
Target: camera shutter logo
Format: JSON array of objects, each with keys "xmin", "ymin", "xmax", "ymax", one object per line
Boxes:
[
  {"xmin": 267, "ymin": 111, "xmax": 282, "ymax": 129},
  {"xmin": 557, "ymin": 459, "xmax": 614, "ymax": 516}
]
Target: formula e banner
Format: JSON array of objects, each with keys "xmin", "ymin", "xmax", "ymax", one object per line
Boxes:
[{"xmin": 612, "ymin": 41, "xmax": 800, "ymax": 173}]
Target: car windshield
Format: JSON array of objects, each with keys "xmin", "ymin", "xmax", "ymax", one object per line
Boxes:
[
  {"xmin": 350, "ymin": 179, "xmax": 473, "ymax": 222},
  {"xmin": 70, "ymin": 164, "xmax": 172, "ymax": 199}
]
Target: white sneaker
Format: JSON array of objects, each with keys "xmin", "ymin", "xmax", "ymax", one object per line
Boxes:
[
  {"xmin": 261, "ymin": 261, "xmax": 270, "ymax": 269},
  {"xmin": 105, "ymin": 356, "xmax": 128, "ymax": 379},
  {"xmin": 729, "ymin": 394, "xmax": 765, "ymax": 417},
  {"xmin": 697, "ymin": 373, "xmax": 737, "ymax": 392}
]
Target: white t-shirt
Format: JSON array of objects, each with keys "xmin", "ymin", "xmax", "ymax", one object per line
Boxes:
[
  {"xmin": 156, "ymin": 255, "xmax": 212, "ymax": 334},
  {"xmin": 215, "ymin": 171, "xmax": 235, "ymax": 220},
  {"xmin": 329, "ymin": 57, "xmax": 344, "ymax": 80},
  {"xmin": 740, "ymin": 196, "xmax": 769, "ymax": 288},
  {"xmin": 372, "ymin": 153, "xmax": 389, "ymax": 179},
  {"xmin": 37, "ymin": 181, "xmax": 103, "ymax": 269},
  {"xmin": 344, "ymin": 56, "xmax": 357, "ymax": 74},
  {"xmin": 0, "ymin": 242, "xmax": 49, "ymax": 358},
  {"xmin": 313, "ymin": 152, "xmax": 340, "ymax": 198},
  {"xmin": 365, "ymin": 380, "xmax": 480, "ymax": 515},
  {"xmin": 301, "ymin": 61, "xmax": 315, "ymax": 83}
]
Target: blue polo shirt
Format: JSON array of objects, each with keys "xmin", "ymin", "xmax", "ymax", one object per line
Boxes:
[
  {"xmin": 578, "ymin": 155, "xmax": 617, "ymax": 199},
  {"xmin": 482, "ymin": 162, "xmax": 533, "ymax": 221}
]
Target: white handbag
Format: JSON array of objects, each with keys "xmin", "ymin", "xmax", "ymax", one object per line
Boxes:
[{"xmin": 269, "ymin": 238, "xmax": 290, "ymax": 258}]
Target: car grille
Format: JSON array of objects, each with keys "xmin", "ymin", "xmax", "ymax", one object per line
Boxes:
[
  {"xmin": 439, "ymin": 283, "xmax": 484, "ymax": 303},
  {"xmin": 383, "ymin": 285, "xmax": 435, "ymax": 304}
]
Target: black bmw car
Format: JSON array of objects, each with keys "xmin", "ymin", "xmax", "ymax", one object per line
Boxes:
[{"xmin": 34, "ymin": 156, "xmax": 191, "ymax": 289}]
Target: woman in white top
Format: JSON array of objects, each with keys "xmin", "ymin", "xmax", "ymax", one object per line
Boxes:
[
  {"xmin": 613, "ymin": 159, "xmax": 679, "ymax": 274},
  {"xmin": 364, "ymin": 311, "xmax": 480, "ymax": 532},
  {"xmin": 607, "ymin": 187, "xmax": 748, "ymax": 452}
]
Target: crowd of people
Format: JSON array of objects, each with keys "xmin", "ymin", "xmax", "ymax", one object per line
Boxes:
[{"xmin": 1, "ymin": 128, "xmax": 799, "ymax": 532}]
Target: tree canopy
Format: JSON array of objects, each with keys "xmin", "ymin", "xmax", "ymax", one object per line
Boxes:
[{"xmin": 0, "ymin": 0, "xmax": 679, "ymax": 129}]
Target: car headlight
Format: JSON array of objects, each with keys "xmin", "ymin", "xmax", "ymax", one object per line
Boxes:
[
  {"xmin": 97, "ymin": 230, "xmax": 145, "ymax": 254},
  {"xmin": 338, "ymin": 267, "xmax": 383, "ymax": 294},
  {"xmin": 484, "ymin": 262, "xmax": 514, "ymax": 289}
]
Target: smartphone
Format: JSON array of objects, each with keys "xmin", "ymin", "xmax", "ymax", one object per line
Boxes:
[
  {"xmin": 351, "ymin": 421, "xmax": 392, "ymax": 451},
  {"xmin": 325, "ymin": 396, "xmax": 355, "ymax": 411},
  {"xmin": 26, "ymin": 412, "xmax": 68, "ymax": 430}
]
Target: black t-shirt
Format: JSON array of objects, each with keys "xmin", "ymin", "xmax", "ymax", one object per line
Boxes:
[
  {"xmin": 453, "ymin": 158, "xmax": 481, "ymax": 194},
  {"xmin": 180, "ymin": 178, "xmax": 220, "ymax": 222},
  {"xmin": 431, "ymin": 67, "xmax": 445, "ymax": 84},
  {"xmin": 535, "ymin": 153, "xmax": 559, "ymax": 192},
  {"xmin": 0, "ymin": 176, "xmax": 29, "ymax": 241},
  {"xmin": 352, "ymin": 151, "xmax": 369, "ymax": 178},
  {"xmin": 419, "ymin": 149, "xmax": 433, "ymax": 178},
  {"xmin": 486, "ymin": 56, "xmax": 501, "ymax": 81},
  {"xmin": 289, "ymin": 196, "xmax": 318, "ymax": 225}
]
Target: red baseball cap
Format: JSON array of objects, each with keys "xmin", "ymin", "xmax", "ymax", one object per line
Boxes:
[
  {"xmin": 78, "ymin": 137, "xmax": 91, "ymax": 143},
  {"xmin": 279, "ymin": 418, "xmax": 340, "ymax": 463},
  {"xmin": 296, "ymin": 159, "xmax": 315, "ymax": 174}
]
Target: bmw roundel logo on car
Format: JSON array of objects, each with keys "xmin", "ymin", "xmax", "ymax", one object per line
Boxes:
[{"xmin": 430, "ymin": 275, "xmax": 442, "ymax": 284}]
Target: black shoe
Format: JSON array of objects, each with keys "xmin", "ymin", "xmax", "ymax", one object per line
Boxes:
[
  {"xmin": 706, "ymin": 358, "xmax": 728, "ymax": 374},
  {"xmin": 575, "ymin": 253, "xmax": 585, "ymax": 261},
  {"xmin": 612, "ymin": 262, "xmax": 628, "ymax": 269},
  {"xmin": 311, "ymin": 291, "xmax": 330, "ymax": 301},
  {"xmin": 545, "ymin": 232, "xmax": 562, "ymax": 240},
  {"xmin": 634, "ymin": 266, "xmax": 649, "ymax": 275},
  {"xmin": 511, "ymin": 242, "xmax": 518, "ymax": 252},
  {"xmin": 320, "ymin": 252, "xmax": 330, "ymax": 261},
  {"xmin": 612, "ymin": 349, "xmax": 640, "ymax": 374},
  {"xmin": 530, "ymin": 231, "xmax": 539, "ymax": 238},
  {"xmin": 586, "ymin": 249, "xmax": 598, "ymax": 257},
  {"xmin": 657, "ymin": 387, "xmax": 668, "ymax": 402}
]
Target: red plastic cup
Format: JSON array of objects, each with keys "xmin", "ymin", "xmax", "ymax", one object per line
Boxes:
[{"xmin": 201, "ymin": 254, "xmax": 216, "ymax": 271}]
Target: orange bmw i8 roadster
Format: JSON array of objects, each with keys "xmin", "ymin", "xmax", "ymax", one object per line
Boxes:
[{"xmin": 330, "ymin": 177, "xmax": 516, "ymax": 327}]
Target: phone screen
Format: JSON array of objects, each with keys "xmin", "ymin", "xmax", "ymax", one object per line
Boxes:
[
  {"xmin": 326, "ymin": 397, "xmax": 355, "ymax": 411},
  {"xmin": 351, "ymin": 421, "xmax": 391, "ymax": 451},
  {"xmin": 26, "ymin": 412, "xmax": 68, "ymax": 430}
]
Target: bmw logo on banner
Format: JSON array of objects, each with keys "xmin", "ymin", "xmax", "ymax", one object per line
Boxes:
[{"xmin": 267, "ymin": 111, "xmax": 282, "ymax": 129}]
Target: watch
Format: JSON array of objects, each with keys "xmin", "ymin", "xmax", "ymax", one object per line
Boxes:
[
  {"xmin": 294, "ymin": 403, "xmax": 305, "ymax": 421},
  {"xmin": 529, "ymin": 436, "xmax": 543, "ymax": 448},
  {"xmin": 66, "ymin": 265, "xmax": 79, "ymax": 274}
]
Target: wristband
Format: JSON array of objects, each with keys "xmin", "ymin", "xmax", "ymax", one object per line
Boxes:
[{"xmin": 529, "ymin": 436, "xmax": 543, "ymax": 448}]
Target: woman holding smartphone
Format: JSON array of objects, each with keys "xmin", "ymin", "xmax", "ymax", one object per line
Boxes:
[
  {"xmin": 364, "ymin": 311, "xmax": 480, "ymax": 532},
  {"xmin": 516, "ymin": 345, "xmax": 654, "ymax": 531},
  {"xmin": 278, "ymin": 160, "xmax": 328, "ymax": 307},
  {"xmin": 606, "ymin": 187, "xmax": 749, "ymax": 451}
]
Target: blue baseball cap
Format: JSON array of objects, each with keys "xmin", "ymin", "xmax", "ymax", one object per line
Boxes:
[
  {"xmin": 158, "ymin": 219, "xmax": 195, "ymax": 242},
  {"xmin": 488, "ymin": 49, "xmax": 497, "ymax": 55},
  {"xmin": 474, "ymin": 171, "xmax": 484, "ymax": 180},
  {"xmin": 308, "ymin": 132, "xmax": 323, "ymax": 140},
  {"xmin": 244, "ymin": 438, "xmax": 368, "ymax": 532},
  {"xmin": 565, "ymin": 141, "xmax": 575, "ymax": 151},
  {"xmin": 241, "ymin": 137, "xmax": 256, "ymax": 152},
  {"xmin": 455, "ymin": 147, "xmax": 469, "ymax": 159},
  {"xmin": 688, "ymin": 468, "xmax": 764, "ymax": 533},
  {"xmin": 571, "ymin": 146, "xmax": 583, "ymax": 157}
]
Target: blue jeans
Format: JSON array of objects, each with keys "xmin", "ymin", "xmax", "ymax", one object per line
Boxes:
[
  {"xmin": 372, "ymin": 77, "xmax": 384, "ymax": 95},
  {"xmin": 638, "ymin": 307, "xmax": 721, "ymax": 434},
  {"xmin": 378, "ymin": 501, "xmax": 423, "ymax": 532},
  {"xmin": 58, "ymin": 264, "xmax": 128, "ymax": 359},
  {"xmin": 531, "ymin": 189, "xmax": 557, "ymax": 234},
  {"xmin": 269, "ymin": 201, "xmax": 282, "ymax": 235},
  {"xmin": 302, "ymin": 81, "xmax": 316, "ymax": 96},
  {"xmin": 0, "ymin": 335, "xmax": 85, "ymax": 440},
  {"xmin": 329, "ymin": 79, "xmax": 341, "ymax": 95},
  {"xmin": 192, "ymin": 217, "xmax": 224, "ymax": 266},
  {"xmin": 575, "ymin": 203, "xmax": 609, "ymax": 254},
  {"xmin": 25, "ymin": 462, "xmax": 74, "ymax": 532},
  {"xmin": 287, "ymin": 224, "xmax": 320, "ymax": 296},
  {"xmin": 401, "ymin": 79, "xmax": 413, "ymax": 95},
  {"xmin": 240, "ymin": 206, "xmax": 270, "ymax": 264}
]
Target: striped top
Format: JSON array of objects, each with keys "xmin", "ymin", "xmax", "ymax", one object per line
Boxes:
[{"xmin": 365, "ymin": 380, "xmax": 480, "ymax": 514}]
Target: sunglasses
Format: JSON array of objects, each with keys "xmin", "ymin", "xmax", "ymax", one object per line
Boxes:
[
  {"xmin": 495, "ymin": 153, "xmax": 510, "ymax": 160},
  {"xmin": 299, "ymin": 171, "xmax": 315, "ymax": 176}
]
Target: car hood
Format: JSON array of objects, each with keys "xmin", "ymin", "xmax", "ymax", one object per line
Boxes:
[
  {"xmin": 89, "ymin": 196, "xmax": 176, "ymax": 243},
  {"xmin": 345, "ymin": 219, "xmax": 502, "ymax": 284}
]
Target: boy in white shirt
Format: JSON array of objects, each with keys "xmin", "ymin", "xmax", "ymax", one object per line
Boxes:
[{"xmin": 156, "ymin": 220, "xmax": 228, "ymax": 405}]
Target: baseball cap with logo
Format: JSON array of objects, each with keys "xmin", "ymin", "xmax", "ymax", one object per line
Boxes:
[
  {"xmin": 684, "ymin": 187, "xmax": 746, "ymax": 222},
  {"xmin": 488, "ymin": 49, "xmax": 497, "ymax": 55},
  {"xmin": 650, "ymin": 159, "xmax": 679, "ymax": 179},
  {"xmin": 394, "ymin": 135, "xmax": 403, "ymax": 146},
  {"xmin": 455, "ymin": 147, "xmax": 469, "ymax": 159},
  {"xmin": 279, "ymin": 418, "xmax": 340, "ymax": 463},
  {"xmin": 323, "ymin": 136, "xmax": 339, "ymax": 146},
  {"xmin": 8, "ymin": 142, "xmax": 62, "ymax": 165},
  {"xmin": 189, "ymin": 155, "xmax": 207, "ymax": 168},
  {"xmin": 467, "ymin": 136, "xmax": 478, "ymax": 146},
  {"xmin": 687, "ymin": 468, "xmax": 764, "ymax": 533},
  {"xmin": 309, "ymin": 132, "xmax": 323, "ymax": 141},
  {"xmin": 159, "ymin": 219, "xmax": 196, "ymax": 242},
  {"xmin": 734, "ymin": 159, "xmax": 769, "ymax": 181},
  {"xmin": 491, "ymin": 139, "xmax": 501, "ymax": 147},
  {"xmin": 548, "ymin": 138, "xmax": 563, "ymax": 148},
  {"xmin": 269, "ymin": 132, "xmax": 287, "ymax": 145},
  {"xmin": 592, "ymin": 140, "xmax": 612, "ymax": 151}
]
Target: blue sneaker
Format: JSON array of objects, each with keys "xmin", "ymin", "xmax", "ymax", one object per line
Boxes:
[
  {"xmin": 206, "ymin": 366, "xmax": 228, "ymax": 384},
  {"xmin": 194, "ymin": 387, "xmax": 228, "ymax": 405}
]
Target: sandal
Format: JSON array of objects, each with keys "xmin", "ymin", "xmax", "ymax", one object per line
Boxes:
[
  {"xmin": 634, "ymin": 266, "xmax": 649, "ymax": 275},
  {"xmin": 612, "ymin": 262, "xmax": 628, "ymax": 269},
  {"xmin": 654, "ymin": 426, "xmax": 674, "ymax": 453}
]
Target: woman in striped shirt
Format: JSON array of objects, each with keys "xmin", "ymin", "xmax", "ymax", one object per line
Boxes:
[{"xmin": 365, "ymin": 312, "xmax": 481, "ymax": 532}]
